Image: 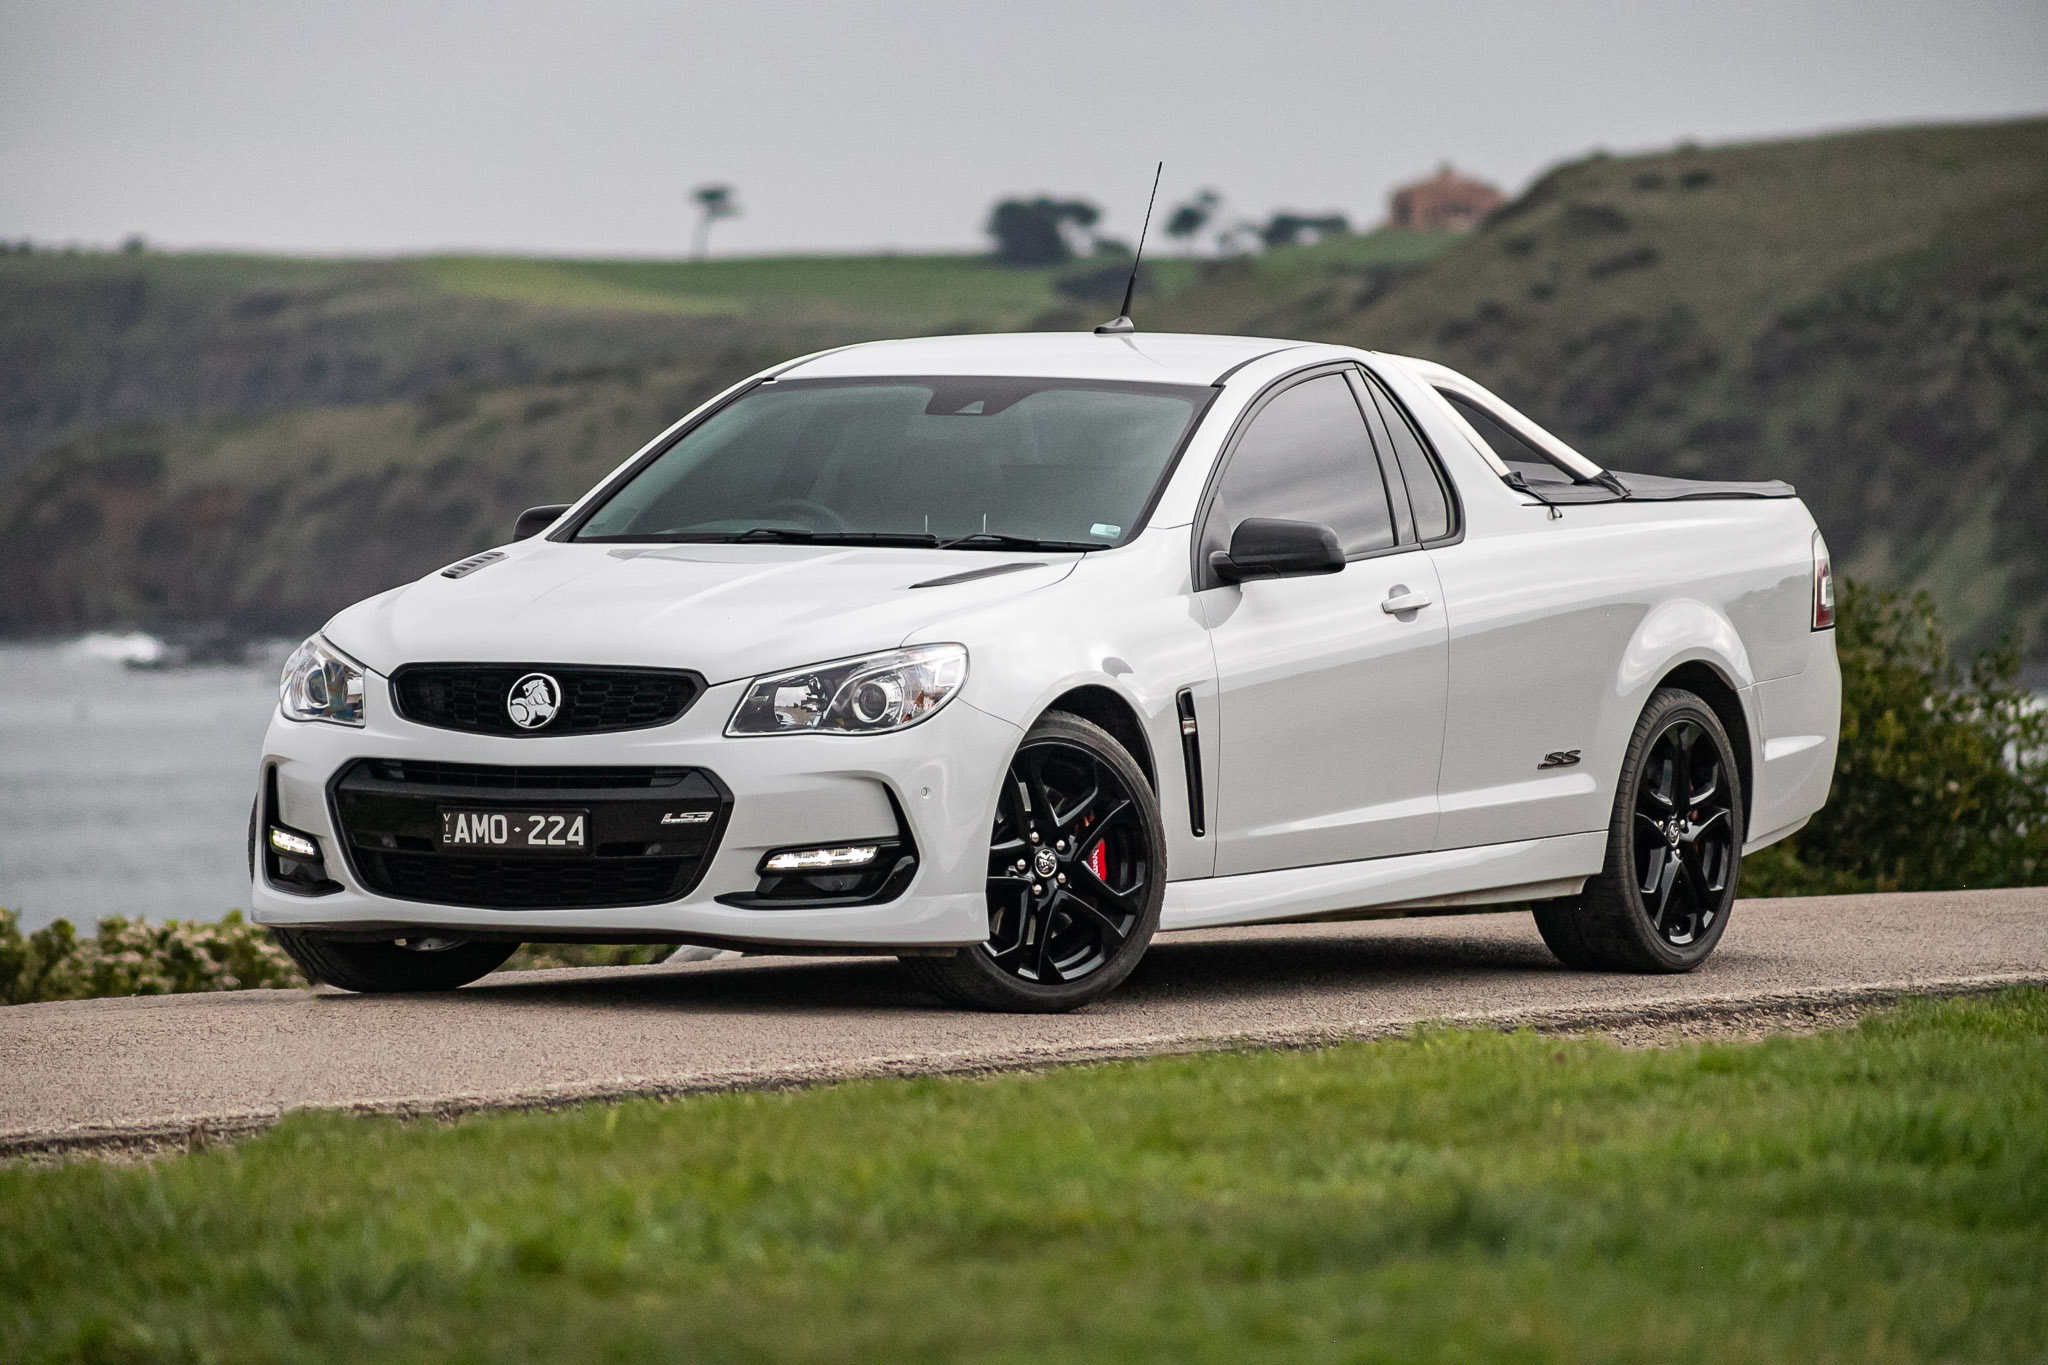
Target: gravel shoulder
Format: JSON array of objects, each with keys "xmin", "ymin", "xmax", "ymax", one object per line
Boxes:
[{"xmin": 5, "ymin": 887, "xmax": 2045, "ymax": 1158}]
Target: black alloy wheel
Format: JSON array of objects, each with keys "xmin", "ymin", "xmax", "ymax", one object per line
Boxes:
[
  {"xmin": 1533, "ymin": 688, "xmax": 1744, "ymax": 972},
  {"xmin": 984, "ymin": 737, "xmax": 1150, "ymax": 984},
  {"xmin": 1631, "ymin": 716, "xmax": 1737, "ymax": 947},
  {"xmin": 902, "ymin": 713, "xmax": 1165, "ymax": 1011}
]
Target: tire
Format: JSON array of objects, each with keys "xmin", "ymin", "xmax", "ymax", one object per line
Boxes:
[
  {"xmin": 1533, "ymin": 687, "xmax": 1745, "ymax": 973},
  {"xmin": 272, "ymin": 927, "xmax": 517, "ymax": 993},
  {"xmin": 901, "ymin": 712, "xmax": 1166, "ymax": 1012}
]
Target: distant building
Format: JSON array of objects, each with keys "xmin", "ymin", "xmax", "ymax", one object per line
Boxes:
[{"xmin": 1388, "ymin": 165, "xmax": 1505, "ymax": 233}]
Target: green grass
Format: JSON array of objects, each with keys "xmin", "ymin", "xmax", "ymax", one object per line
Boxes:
[
  {"xmin": 5, "ymin": 990, "xmax": 2044, "ymax": 1363},
  {"xmin": 417, "ymin": 250, "xmax": 1214, "ymax": 332},
  {"xmin": 411, "ymin": 237, "xmax": 1454, "ymax": 329}
]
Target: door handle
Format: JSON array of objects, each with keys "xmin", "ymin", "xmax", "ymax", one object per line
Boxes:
[{"xmin": 1381, "ymin": 589, "xmax": 1432, "ymax": 615}]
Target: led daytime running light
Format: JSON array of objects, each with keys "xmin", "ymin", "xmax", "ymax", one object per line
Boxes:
[
  {"xmin": 764, "ymin": 845, "xmax": 880, "ymax": 873},
  {"xmin": 269, "ymin": 827, "xmax": 319, "ymax": 859}
]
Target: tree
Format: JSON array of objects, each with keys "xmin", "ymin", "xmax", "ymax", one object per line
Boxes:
[
  {"xmin": 1259, "ymin": 211, "xmax": 1350, "ymax": 250},
  {"xmin": 690, "ymin": 184, "xmax": 740, "ymax": 259},
  {"xmin": 1165, "ymin": 190, "xmax": 1220, "ymax": 255},
  {"xmin": 986, "ymin": 196, "xmax": 1100, "ymax": 266}
]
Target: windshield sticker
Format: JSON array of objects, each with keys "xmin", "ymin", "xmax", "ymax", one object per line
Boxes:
[{"xmin": 1090, "ymin": 523, "xmax": 1121, "ymax": 538}]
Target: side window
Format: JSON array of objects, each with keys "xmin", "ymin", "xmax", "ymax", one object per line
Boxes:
[
  {"xmin": 1213, "ymin": 374, "xmax": 1395, "ymax": 556},
  {"xmin": 1360, "ymin": 373, "xmax": 1456, "ymax": 541},
  {"xmin": 1439, "ymin": 390, "xmax": 1574, "ymax": 486}
]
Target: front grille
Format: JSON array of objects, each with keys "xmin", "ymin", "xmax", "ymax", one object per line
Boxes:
[
  {"xmin": 390, "ymin": 665, "xmax": 703, "ymax": 737},
  {"xmin": 348, "ymin": 849, "xmax": 693, "ymax": 909},
  {"xmin": 330, "ymin": 759, "xmax": 730, "ymax": 910}
]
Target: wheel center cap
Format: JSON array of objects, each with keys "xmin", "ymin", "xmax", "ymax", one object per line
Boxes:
[
  {"xmin": 1666, "ymin": 821, "xmax": 1684, "ymax": 848},
  {"xmin": 1033, "ymin": 847, "xmax": 1060, "ymax": 879}
]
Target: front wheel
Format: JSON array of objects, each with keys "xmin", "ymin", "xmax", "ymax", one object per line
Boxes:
[
  {"xmin": 272, "ymin": 928, "xmax": 517, "ymax": 993},
  {"xmin": 1533, "ymin": 687, "xmax": 1744, "ymax": 972},
  {"xmin": 901, "ymin": 712, "xmax": 1165, "ymax": 1012}
]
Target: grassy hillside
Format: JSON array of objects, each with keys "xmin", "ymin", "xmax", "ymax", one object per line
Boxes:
[
  {"xmin": 0, "ymin": 249, "xmax": 1238, "ymax": 482},
  {"xmin": 1154, "ymin": 117, "xmax": 2048, "ymax": 669},
  {"xmin": 0, "ymin": 354, "xmax": 756, "ymax": 634},
  {"xmin": 2, "ymin": 120, "xmax": 2042, "ymax": 669},
  {"xmin": 0, "ymin": 235, "xmax": 1448, "ymax": 637},
  {"xmin": 0, "ymin": 253, "xmax": 691, "ymax": 477}
]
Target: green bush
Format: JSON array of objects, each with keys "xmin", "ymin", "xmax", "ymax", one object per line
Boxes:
[
  {"xmin": 1742, "ymin": 579, "xmax": 2048, "ymax": 895},
  {"xmin": 0, "ymin": 908, "xmax": 304, "ymax": 1005}
]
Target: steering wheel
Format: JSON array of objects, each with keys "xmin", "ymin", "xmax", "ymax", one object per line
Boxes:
[{"xmin": 755, "ymin": 499, "xmax": 849, "ymax": 533}]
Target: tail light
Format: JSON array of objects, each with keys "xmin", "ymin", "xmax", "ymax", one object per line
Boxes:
[{"xmin": 1811, "ymin": 531, "xmax": 1835, "ymax": 630}]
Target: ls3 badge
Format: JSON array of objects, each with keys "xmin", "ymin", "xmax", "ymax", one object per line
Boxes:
[
  {"xmin": 1538, "ymin": 749, "xmax": 1582, "ymax": 770},
  {"xmin": 660, "ymin": 810, "xmax": 714, "ymax": 825}
]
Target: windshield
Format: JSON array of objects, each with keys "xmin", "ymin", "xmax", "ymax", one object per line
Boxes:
[{"xmin": 572, "ymin": 376, "xmax": 1211, "ymax": 548}]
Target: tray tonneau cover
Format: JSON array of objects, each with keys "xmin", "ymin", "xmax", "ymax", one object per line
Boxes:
[
  {"xmin": 1612, "ymin": 469, "xmax": 1797, "ymax": 501},
  {"xmin": 1507, "ymin": 463, "xmax": 1796, "ymax": 504}
]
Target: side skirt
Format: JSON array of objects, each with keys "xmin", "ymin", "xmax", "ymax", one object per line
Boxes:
[{"xmin": 1159, "ymin": 832, "xmax": 1605, "ymax": 932}]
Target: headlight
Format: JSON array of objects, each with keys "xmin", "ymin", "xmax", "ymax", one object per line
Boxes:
[
  {"xmin": 279, "ymin": 636, "xmax": 366, "ymax": 726},
  {"xmin": 727, "ymin": 644, "xmax": 968, "ymax": 736}
]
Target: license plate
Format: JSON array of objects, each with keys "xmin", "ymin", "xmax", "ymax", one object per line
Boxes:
[{"xmin": 439, "ymin": 808, "xmax": 588, "ymax": 853}]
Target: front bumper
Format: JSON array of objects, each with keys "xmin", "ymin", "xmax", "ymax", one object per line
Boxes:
[{"xmin": 250, "ymin": 675, "xmax": 1020, "ymax": 948}]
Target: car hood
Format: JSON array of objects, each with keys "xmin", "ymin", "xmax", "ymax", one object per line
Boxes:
[{"xmin": 323, "ymin": 543, "xmax": 1079, "ymax": 684}]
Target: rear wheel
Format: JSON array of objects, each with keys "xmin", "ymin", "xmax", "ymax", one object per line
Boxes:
[
  {"xmin": 272, "ymin": 928, "xmax": 517, "ymax": 993},
  {"xmin": 1533, "ymin": 688, "xmax": 1743, "ymax": 972},
  {"xmin": 901, "ymin": 712, "xmax": 1164, "ymax": 1012}
]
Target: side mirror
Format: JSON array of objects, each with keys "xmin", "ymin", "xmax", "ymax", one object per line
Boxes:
[
  {"xmin": 1209, "ymin": 517, "xmax": 1345, "ymax": 584},
  {"xmin": 514, "ymin": 504, "xmax": 572, "ymax": 541}
]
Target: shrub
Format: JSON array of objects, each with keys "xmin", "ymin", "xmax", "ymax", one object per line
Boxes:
[
  {"xmin": 1742, "ymin": 579, "xmax": 2048, "ymax": 895},
  {"xmin": 0, "ymin": 908, "xmax": 305, "ymax": 1005}
]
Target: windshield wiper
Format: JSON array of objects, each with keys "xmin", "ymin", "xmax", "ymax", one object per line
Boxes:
[
  {"xmin": 728, "ymin": 527, "xmax": 942, "ymax": 547},
  {"xmin": 934, "ymin": 532, "xmax": 1103, "ymax": 552}
]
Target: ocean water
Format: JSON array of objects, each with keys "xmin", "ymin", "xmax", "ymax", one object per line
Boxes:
[{"xmin": 0, "ymin": 639, "xmax": 286, "ymax": 930}]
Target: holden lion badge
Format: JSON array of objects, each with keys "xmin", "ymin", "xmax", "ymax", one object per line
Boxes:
[{"xmin": 507, "ymin": 673, "xmax": 562, "ymax": 730}]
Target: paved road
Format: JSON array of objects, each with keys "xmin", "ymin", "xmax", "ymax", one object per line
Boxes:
[{"xmin": 6, "ymin": 888, "xmax": 2047, "ymax": 1154}]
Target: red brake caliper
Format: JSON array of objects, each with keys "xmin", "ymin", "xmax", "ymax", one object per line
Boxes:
[{"xmin": 1088, "ymin": 839, "xmax": 1108, "ymax": 881}]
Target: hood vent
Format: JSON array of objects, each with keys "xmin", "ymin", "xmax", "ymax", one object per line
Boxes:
[
  {"xmin": 910, "ymin": 562, "xmax": 1044, "ymax": 590},
  {"xmin": 440, "ymin": 550, "xmax": 508, "ymax": 580}
]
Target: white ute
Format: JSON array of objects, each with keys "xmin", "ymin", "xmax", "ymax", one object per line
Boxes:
[{"xmin": 253, "ymin": 331, "xmax": 1840, "ymax": 1011}]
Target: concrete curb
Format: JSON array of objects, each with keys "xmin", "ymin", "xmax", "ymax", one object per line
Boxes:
[{"xmin": 9, "ymin": 970, "xmax": 2044, "ymax": 1162}]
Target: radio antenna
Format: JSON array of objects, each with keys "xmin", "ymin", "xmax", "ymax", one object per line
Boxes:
[{"xmin": 1094, "ymin": 161, "xmax": 1163, "ymax": 335}]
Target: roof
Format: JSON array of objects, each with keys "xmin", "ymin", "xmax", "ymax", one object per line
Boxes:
[{"xmin": 778, "ymin": 331, "xmax": 1307, "ymax": 387}]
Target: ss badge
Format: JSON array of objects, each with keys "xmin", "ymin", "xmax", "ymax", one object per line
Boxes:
[{"xmin": 1538, "ymin": 749, "xmax": 1582, "ymax": 770}]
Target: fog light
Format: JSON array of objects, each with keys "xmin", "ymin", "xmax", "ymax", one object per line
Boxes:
[
  {"xmin": 269, "ymin": 826, "xmax": 320, "ymax": 859},
  {"xmin": 763, "ymin": 844, "xmax": 879, "ymax": 873}
]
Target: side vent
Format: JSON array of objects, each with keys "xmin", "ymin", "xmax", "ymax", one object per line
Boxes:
[
  {"xmin": 910, "ymin": 562, "xmax": 1045, "ymax": 590},
  {"xmin": 441, "ymin": 550, "xmax": 508, "ymax": 580},
  {"xmin": 1175, "ymin": 688, "xmax": 1205, "ymax": 838}
]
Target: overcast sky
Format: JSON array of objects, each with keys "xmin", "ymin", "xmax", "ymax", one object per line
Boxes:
[{"xmin": 3, "ymin": 0, "xmax": 2044, "ymax": 257}]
